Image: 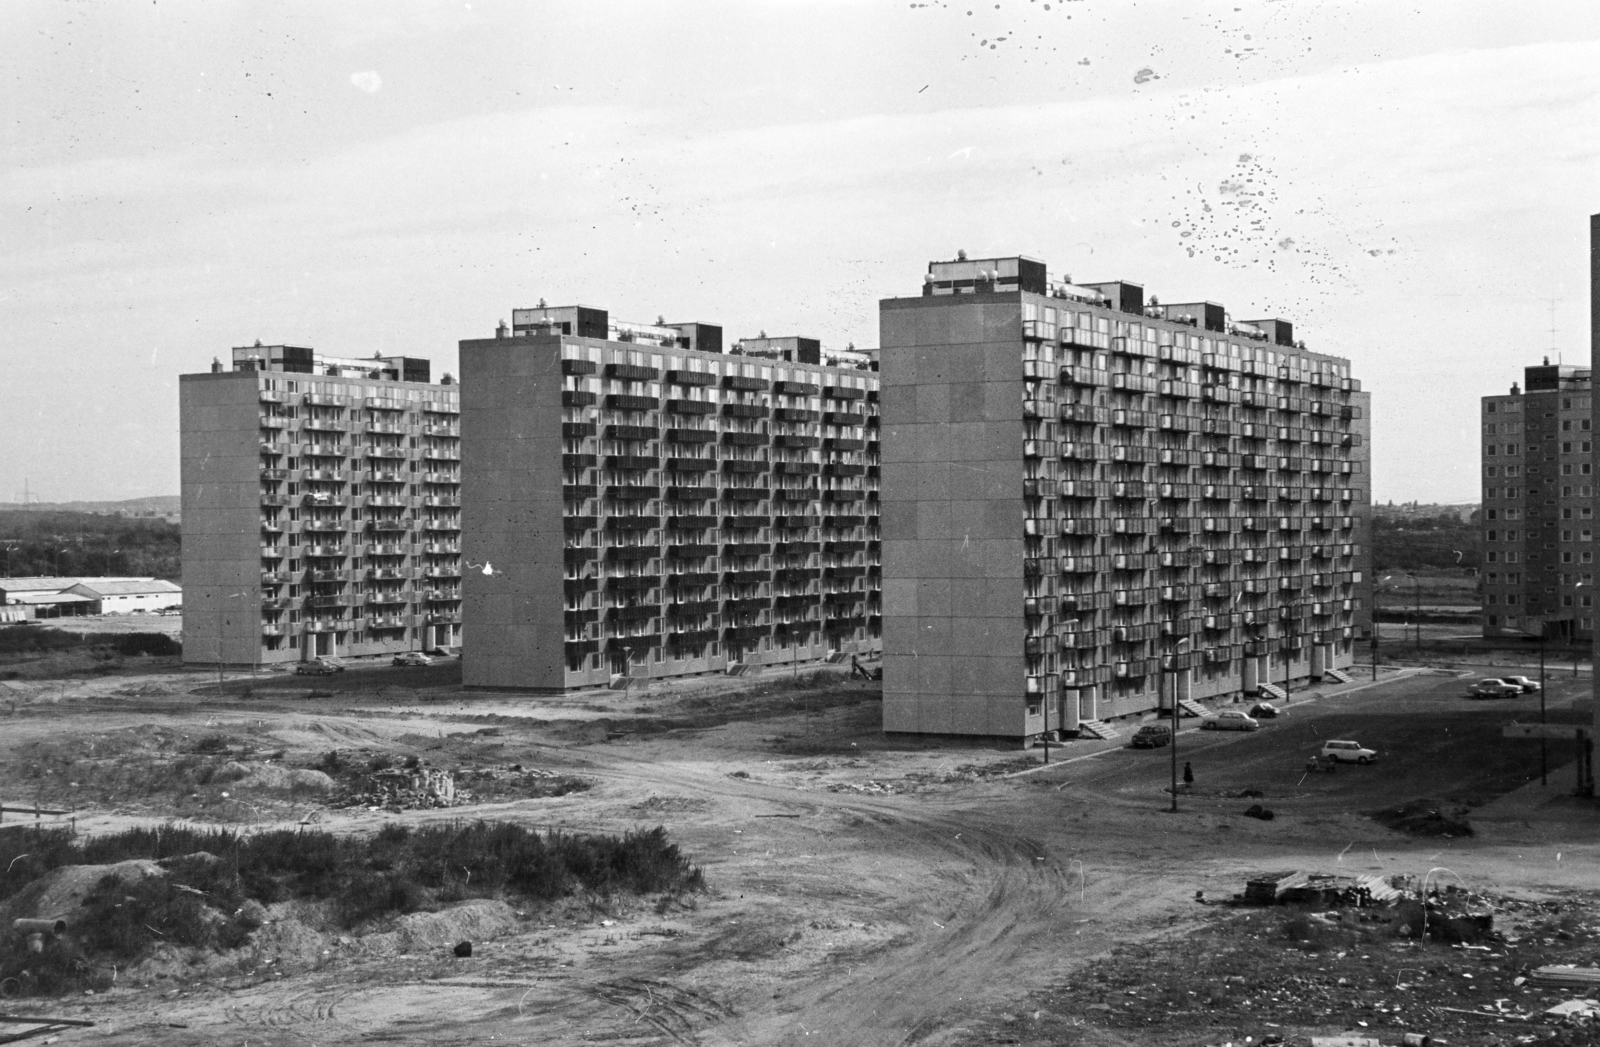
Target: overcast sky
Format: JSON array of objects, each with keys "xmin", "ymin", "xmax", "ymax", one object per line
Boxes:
[{"xmin": 3, "ymin": 0, "xmax": 1598, "ymax": 505}]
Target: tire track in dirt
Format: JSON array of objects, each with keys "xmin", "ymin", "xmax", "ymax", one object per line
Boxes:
[{"xmin": 578, "ymin": 754, "xmax": 1089, "ymax": 1046}]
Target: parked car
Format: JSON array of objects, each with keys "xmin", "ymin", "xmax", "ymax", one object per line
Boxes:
[
  {"xmin": 1248, "ymin": 702, "xmax": 1281, "ymax": 719},
  {"xmin": 1497, "ymin": 676, "xmax": 1541, "ymax": 693},
  {"xmin": 393, "ymin": 652, "xmax": 436, "ymax": 667},
  {"xmin": 1130, "ymin": 723, "xmax": 1173, "ymax": 748},
  {"xmin": 1467, "ymin": 678, "xmax": 1521, "ymax": 700},
  {"xmin": 1201, "ymin": 710, "xmax": 1261, "ymax": 731},
  {"xmin": 293, "ymin": 657, "xmax": 343, "ymax": 676},
  {"xmin": 1320, "ymin": 739, "xmax": 1377, "ymax": 764}
]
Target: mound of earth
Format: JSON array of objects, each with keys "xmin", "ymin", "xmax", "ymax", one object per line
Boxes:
[
  {"xmin": 1369, "ymin": 797, "xmax": 1474, "ymax": 837},
  {"xmin": 213, "ymin": 761, "xmax": 334, "ymax": 794},
  {"xmin": 0, "ymin": 858, "xmax": 164, "ymax": 928}
]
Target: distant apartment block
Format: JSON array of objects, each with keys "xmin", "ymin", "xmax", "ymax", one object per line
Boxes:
[
  {"xmin": 879, "ymin": 255, "xmax": 1372, "ymax": 739},
  {"xmin": 459, "ymin": 306, "xmax": 881, "ymax": 692},
  {"xmin": 180, "ymin": 345, "xmax": 461, "ymax": 668},
  {"xmin": 1481, "ymin": 360, "xmax": 1595, "ymax": 643}
]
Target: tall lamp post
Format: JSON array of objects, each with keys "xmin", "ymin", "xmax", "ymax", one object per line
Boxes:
[
  {"xmin": 1167, "ymin": 635, "xmax": 1191, "ymax": 813},
  {"xmin": 1407, "ymin": 571, "xmax": 1422, "ymax": 656},
  {"xmin": 1370, "ymin": 574, "xmax": 1392, "ymax": 681}
]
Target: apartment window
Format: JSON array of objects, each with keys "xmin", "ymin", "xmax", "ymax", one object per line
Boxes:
[
  {"xmin": 1564, "ymin": 442, "xmax": 1574, "ymax": 453},
  {"xmin": 1487, "ymin": 551, "xmax": 1499, "ymax": 562},
  {"xmin": 1485, "ymin": 466, "xmax": 1499, "ymax": 477},
  {"xmin": 1584, "ymin": 419, "xmax": 1593, "ymax": 431},
  {"xmin": 1486, "ymin": 509, "xmax": 1498, "ymax": 520},
  {"xmin": 1564, "ymin": 530, "xmax": 1574, "ymax": 540},
  {"xmin": 1564, "ymin": 419, "xmax": 1574, "ymax": 431},
  {"xmin": 1506, "ymin": 466, "xmax": 1521, "ymax": 476},
  {"xmin": 1586, "ymin": 552, "xmax": 1595, "ymax": 563},
  {"xmin": 1506, "ymin": 443, "xmax": 1518, "ymax": 454},
  {"xmin": 1564, "ymin": 486, "xmax": 1575, "ymax": 497},
  {"xmin": 1562, "ymin": 464, "xmax": 1574, "ymax": 476},
  {"xmin": 1485, "ymin": 445, "xmax": 1498, "ymax": 456},
  {"xmin": 1487, "ymin": 403, "xmax": 1497, "ymax": 413},
  {"xmin": 1488, "ymin": 615, "xmax": 1500, "ymax": 626},
  {"xmin": 1507, "ymin": 552, "xmax": 1519, "ymax": 562}
]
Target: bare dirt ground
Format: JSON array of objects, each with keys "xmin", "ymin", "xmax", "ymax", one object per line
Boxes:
[{"xmin": 0, "ymin": 654, "xmax": 1595, "ymax": 1047}]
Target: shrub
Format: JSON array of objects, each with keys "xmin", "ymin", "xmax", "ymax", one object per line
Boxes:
[
  {"xmin": 0, "ymin": 820, "xmax": 705, "ymax": 993},
  {"xmin": 110, "ymin": 633, "xmax": 181, "ymax": 657}
]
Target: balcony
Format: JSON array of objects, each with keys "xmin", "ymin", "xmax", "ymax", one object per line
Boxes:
[
  {"xmin": 423, "ymin": 543, "xmax": 460, "ymax": 555},
  {"xmin": 607, "ymin": 393, "xmax": 660, "ymax": 412},
  {"xmin": 305, "ymin": 544, "xmax": 348, "ymax": 557},
  {"xmin": 367, "ymin": 447, "xmax": 407, "ymax": 460},
  {"xmin": 366, "ymin": 543, "xmax": 407, "ymax": 557}
]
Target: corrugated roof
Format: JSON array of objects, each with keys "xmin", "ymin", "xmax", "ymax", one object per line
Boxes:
[
  {"xmin": 68, "ymin": 579, "xmax": 182, "ymax": 597},
  {"xmin": 13, "ymin": 592, "xmax": 96, "ymax": 605},
  {"xmin": 0, "ymin": 577, "xmax": 82, "ymax": 593}
]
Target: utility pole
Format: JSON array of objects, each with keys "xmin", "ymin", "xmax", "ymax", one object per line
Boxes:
[
  {"xmin": 1370, "ymin": 586, "xmax": 1381, "ymax": 681},
  {"xmin": 1540, "ymin": 626, "xmax": 1548, "ymax": 786}
]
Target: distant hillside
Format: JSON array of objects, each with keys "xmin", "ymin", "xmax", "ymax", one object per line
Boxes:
[
  {"xmin": 5, "ymin": 496, "xmax": 179, "ymax": 518},
  {"xmin": 0, "ymin": 510, "xmax": 180, "ymax": 581}
]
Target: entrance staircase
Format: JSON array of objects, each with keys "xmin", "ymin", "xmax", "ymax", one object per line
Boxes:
[
  {"xmin": 1074, "ymin": 719, "xmax": 1119, "ymax": 741},
  {"xmin": 1256, "ymin": 682, "xmax": 1288, "ymax": 701},
  {"xmin": 1323, "ymin": 668, "xmax": 1353, "ymax": 684},
  {"xmin": 1177, "ymin": 698, "xmax": 1209, "ymax": 719}
]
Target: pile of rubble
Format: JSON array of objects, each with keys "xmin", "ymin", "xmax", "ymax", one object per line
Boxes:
[
  {"xmin": 826, "ymin": 779, "xmax": 910, "ymax": 795},
  {"xmin": 336, "ymin": 766, "xmax": 460, "ymax": 811}
]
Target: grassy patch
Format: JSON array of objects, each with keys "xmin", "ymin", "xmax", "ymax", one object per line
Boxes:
[{"xmin": 0, "ymin": 820, "xmax": 704, "ymax": 995}]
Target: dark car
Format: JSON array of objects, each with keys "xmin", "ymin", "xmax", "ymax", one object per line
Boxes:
[
  {"xmin": 1248, "ymin": 702, "xmax": 1281, "ymax": 719},
  {"xmin": 1130, "ymin": 722, "xmax": 1172, "ymax": 748}
]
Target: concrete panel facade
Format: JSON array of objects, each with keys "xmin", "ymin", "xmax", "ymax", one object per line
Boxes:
[
  {"xmin": 458, "ymin": 322, "xmax": 883, "ymax": 694},
  {"xmin": 460, "ymin": 338, "xmax": 568, "ymax": 690},
  {"xmin": 879, "ymin": 256, "xmax": 1371, "ymax": 741},
  {"xmin": 180, "ymin": 364, "xmax": 462, "ymax": 670}
]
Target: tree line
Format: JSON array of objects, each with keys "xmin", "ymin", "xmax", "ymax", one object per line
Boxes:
[{"xmin": 0, "ymin": 511, "xmax": 180, "ymax": 581}]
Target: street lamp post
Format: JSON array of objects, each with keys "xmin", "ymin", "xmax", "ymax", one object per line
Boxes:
[
  {"xmin": 1540, "ymin": 624, "xmax": 1548, "ymax": 786},
  {"xmin": 1167, "ymin": 636, "xmax": 1191, "ymax": 813},
  {"xmin": 1408, "ymin": 572, "xmax": 1422, "ymax": 656}
]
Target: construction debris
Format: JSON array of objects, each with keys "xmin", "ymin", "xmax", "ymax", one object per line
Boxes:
[
  {"xmin": 1531, "ymin": 965, "xmax": 1600, "ymax": 989},
  {"xmin": 1243, "ymin": 871, "xmax": 1403, "ymax": 908}
]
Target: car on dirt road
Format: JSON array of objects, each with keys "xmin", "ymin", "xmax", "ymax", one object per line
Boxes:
[
  {"xmin": 1320, "ymin": 739, "xmax": 1378, "ymax": 764},
  {"xmin": 1201, "ymin": 710, "xmax": 1261, "ymax": 731},
  {"xmin": 294, "ymin": 657, "xmax": 344, "ymax": 676},
  {"xmin": 392, "ymin": 652, "xmax": 436, "ymax": 667},
  {"xmin": 1497, "ymin": 676, "xmax": 1541, "ymax": 693},
  {"xmin": 1129, "ymin": 723, "xmax": 1172, "ymax": 748},
  {"xmin": 1467, "ymin": 678, "xmax": 1521, "ymax": 700}
]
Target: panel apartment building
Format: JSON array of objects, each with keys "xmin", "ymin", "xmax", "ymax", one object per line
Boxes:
[
  {"xmin": 459, "ymin": 305, "xmax": 881, "ymax": 692},
  {"xmin": 879, "ymin": 255, "xmax": 1372, "ymax": 739},
  {"xmin": 1481, "ymin": 361, "xmax": 1596, "ymax": 643},
  {"xmin": 180, "ymin": 345, "xmax": 462, "ymax": 668}
]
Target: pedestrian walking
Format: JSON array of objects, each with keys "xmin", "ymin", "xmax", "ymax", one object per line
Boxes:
[{"xmin": 1183, "ymin": 761, "xmax": 1194, "ymax": 787}]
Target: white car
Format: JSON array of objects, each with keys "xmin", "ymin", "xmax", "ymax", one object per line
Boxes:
[
  {"xmin": 1201, "ymin": 710, "xmax": 1261, "ymax": 731},
  {"xmin": 1498, "ymin": 676, "xmax": 1541, "ymax": 693},
  {"xmin": 1468, "ymin": 679, "xmax": 1520, "ymax": 700},
  {"xmin": 1321, "ymin": 739, "xmax": 1377, "ymax": 764}
]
